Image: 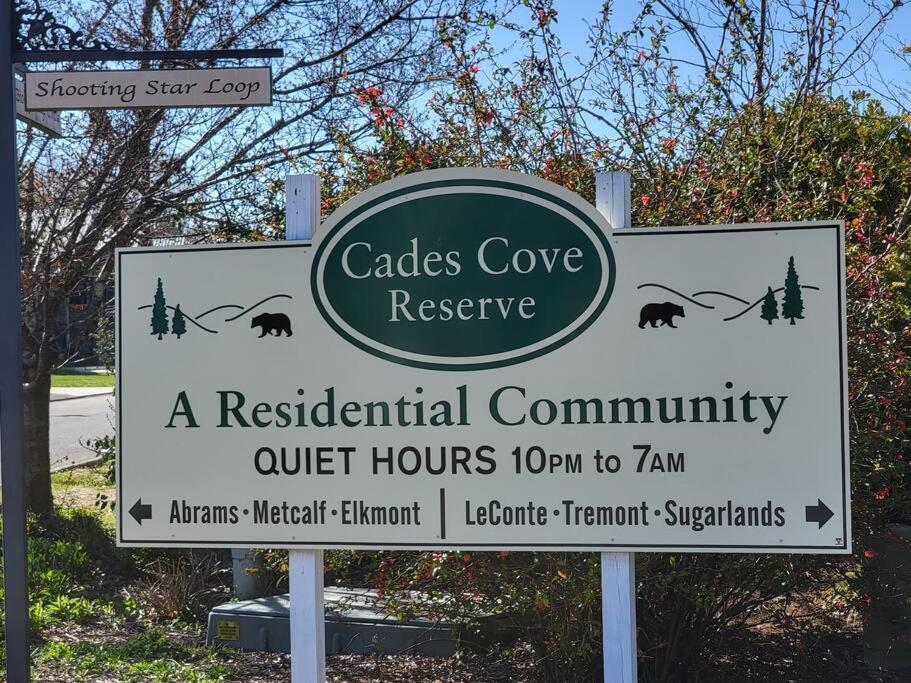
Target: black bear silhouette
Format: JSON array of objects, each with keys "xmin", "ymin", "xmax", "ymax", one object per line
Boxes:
[
  {"xmin": 251, "ymin": 312, "xmax": 293, "ymax": 337},
  {"xmin": 639, "ymin": 302, "xmax": 685, "ymax": 329}
]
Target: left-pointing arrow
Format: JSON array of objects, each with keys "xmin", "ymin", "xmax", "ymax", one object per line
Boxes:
[{"xmin": 129, "ymin": 499, "xmax": 152, "ymax": 525}]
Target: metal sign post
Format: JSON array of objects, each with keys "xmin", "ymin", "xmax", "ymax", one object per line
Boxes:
[{"xmin": 1, "ymin": 2, "xmax": 31, "ymax": 679}]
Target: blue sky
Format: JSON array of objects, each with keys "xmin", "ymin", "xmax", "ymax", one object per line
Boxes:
[{"xmin": 489, "ymin": 1, "xmax": 911, "ymax": 107}]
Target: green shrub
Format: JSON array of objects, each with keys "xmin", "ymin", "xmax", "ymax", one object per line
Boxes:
[
  {"xmin": 31, "ymin": 507, "xmax": 119, "ymax": 562},
  {"xmin": 28, "ymin": 538, "xmax": 91, "ymax": 577},
  {"xmin": 303, "ymin": 90, "xmax": 911, "ymax": 680},
  {"xmin": 84, "ymin": 434, "xmax": 117, "ymax": 484},
  {"xmin": 133, "ymin": 554, "xmax": 229, "ymax": 622},
  {"xmin": 1, "ymin": 508, "xmax": 139, "ymax": 638}
]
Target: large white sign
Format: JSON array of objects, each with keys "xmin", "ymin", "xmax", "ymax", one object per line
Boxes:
[
  {"xmin": 116, "ymin": 170, "xmax": 849, "ymax": 553},
  {"xmin": 25, "ymin": 67, "xmax": 271, "ymax": 111}
]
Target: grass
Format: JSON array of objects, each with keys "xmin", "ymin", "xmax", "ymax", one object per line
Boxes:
[
  {"xmin": 51, "ymin": 370, "xmax": 115, "ymax": 388},
  {"xmin": 35, "ymin": 628, "xmax": 239, "ymax": 683},
  {"xmin": 52, "ymin": 464, "xmax": 112, "ymax": 491},
  {"xmin": 52, "ymin": 464, "xmax": 116, "ymax": 511}
]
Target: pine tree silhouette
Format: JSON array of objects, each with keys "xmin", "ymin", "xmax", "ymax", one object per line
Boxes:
[
  {"xmin": 781, "ymin": 256, "xmax": 805, "ymax": 325},
  {"xmin": 151, "ymin": 278, "xmax": 169, "ymax": 339},
  {"xmin": 760, "ymin": 286, "xmax": 778, "ymax": 325},
  {"xmin": 172, "ymin": 304, "xmax": 187, "ymax": 339}
]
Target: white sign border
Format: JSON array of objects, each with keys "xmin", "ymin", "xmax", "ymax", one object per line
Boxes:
[{"xmin": 116, "ymin": 219, "xmax": 849, "ymax": 553}]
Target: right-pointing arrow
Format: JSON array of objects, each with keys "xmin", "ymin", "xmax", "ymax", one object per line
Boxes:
[{"xmin": 805, "ymin": 499, "xmax": 834, "ymax": 528}]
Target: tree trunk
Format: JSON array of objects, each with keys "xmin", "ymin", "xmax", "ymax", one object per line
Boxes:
[{"xmin": 23, "ymin": 372, "xmax": 53, "ymax": 514}]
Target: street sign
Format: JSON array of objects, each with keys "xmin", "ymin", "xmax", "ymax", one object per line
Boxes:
[
  {"xmin": 24, "ymin": 66, "xmax": 271, "ymax": 110},
  {"xmin": 116, "ymin": 169, "xmax": 850, "ymax": 553},
  {"xmin": 15, "ymin": 77, "xmax": 61, "ymax": 136}
]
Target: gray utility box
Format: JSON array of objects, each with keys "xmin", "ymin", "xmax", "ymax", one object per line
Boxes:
[{"xmin": 207, "ymin": 586, "xmax": 457, "ymax": 656}]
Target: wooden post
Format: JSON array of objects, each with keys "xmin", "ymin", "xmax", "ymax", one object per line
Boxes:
[
  {"xmin": 595, "ymin": 171, "xmax": 638, "ymax": 683},
  {"xmin": 285, "ymin": 174, "xmax": 326, "ymax": 683}
]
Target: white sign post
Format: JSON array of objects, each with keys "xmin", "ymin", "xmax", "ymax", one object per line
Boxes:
[
  {"xmin": 596, "ymin": 171, "xmax": 637, "ymax": 682},
  {"xmin": 285, "ymin": 174, "xmax": 326, "ymax": 682}
]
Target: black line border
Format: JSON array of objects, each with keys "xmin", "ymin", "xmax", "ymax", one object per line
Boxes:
[{"xmin": 116, "ymin": 222, "xmax": 850, "ymax": 553}]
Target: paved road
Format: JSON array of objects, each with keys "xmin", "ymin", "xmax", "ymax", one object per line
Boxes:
[{"xmin": 50, "ymin": 394, "xmax": 115, "ymax": 471}]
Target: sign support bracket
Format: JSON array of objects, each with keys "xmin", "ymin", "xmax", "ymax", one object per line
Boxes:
[
  {"xmin": 13, "ymin": 48, "xmax": 282, "ymax": 63},
  {"xmin": 285, "ymin": 173, "xmax": 326, "ymax": 683},
  {"xmin": 595, "ymin": 170, "xmax": 638, "ymax": 683}
]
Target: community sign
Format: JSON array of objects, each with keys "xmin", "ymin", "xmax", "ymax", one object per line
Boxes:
[{"xmin": 116, "ymin": 169, "xmax": 849, "ymax": 553}]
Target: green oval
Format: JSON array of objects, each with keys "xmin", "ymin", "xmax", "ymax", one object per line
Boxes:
[{"xmin": 312, "ymin": 170, "xmax": 615, "ymax": 370}]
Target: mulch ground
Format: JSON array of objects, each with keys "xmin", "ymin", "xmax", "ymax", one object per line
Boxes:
[
  {"xmin": 704, "ymin": 627, "xmax": 906, "ymax": 682},
  {"xmin": 32, "ymin": 622, "xmax": 533, "ymax": 682},
  {"xmin": 34, "ymin": 650, "xmax": 530, "ymax": 683},
  {"xmin": 31, "ymin": 612, "xmax": 909, "ymax": 682}
]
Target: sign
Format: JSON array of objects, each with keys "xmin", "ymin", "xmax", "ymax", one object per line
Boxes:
[
  {"xmin": 116, "ymin": 169, "xmax": 849, "ymax": 553},
  {"xmin": 24, "ymin": 67, "xmax": 271, "ymax": 111},
  {"xmin": 15, "ymin": 78, "xmax": 61, "ymax": 136},
  {"xmin": 215, "ymin": 620, "xmax": 240, "ymax": 641}
]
